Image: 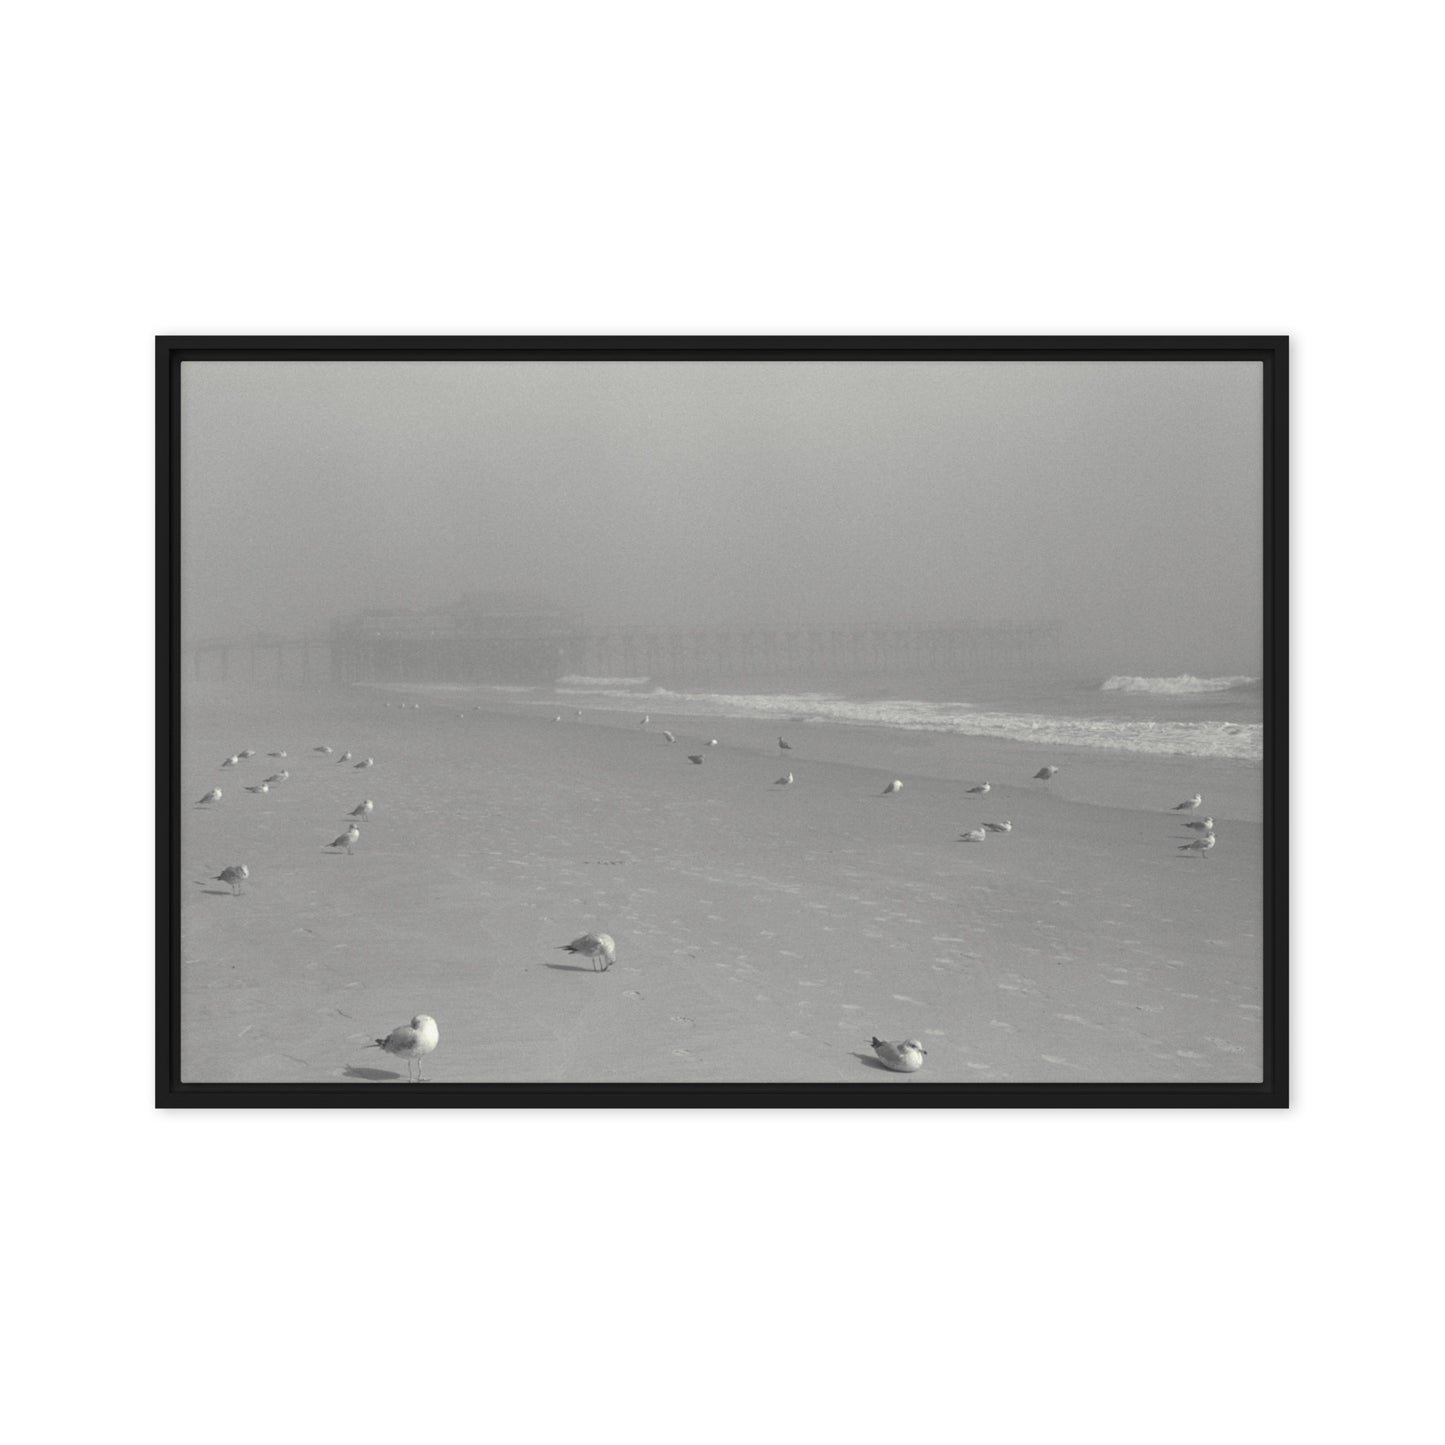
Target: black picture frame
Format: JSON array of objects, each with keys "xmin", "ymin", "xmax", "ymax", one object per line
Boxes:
[{"xmin": 158, "ymin": 335, "xmax": 1287, "ymax": 1108}]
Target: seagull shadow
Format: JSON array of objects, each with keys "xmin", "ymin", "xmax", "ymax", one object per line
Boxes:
[
  {"xmin": 197, "ymin": 887, "xmax": 234, "ymax": 896},
  {"xmin": 341, "ymin": 1064, "xmax": 403, "ymax": 1081},
  {"xmin": 851, "ymin": 1052, "xmax": 894, "ymax": 1072},
  {"xmin": 544, "ymin": 962, "xmax": 607, "ymax": 973}
]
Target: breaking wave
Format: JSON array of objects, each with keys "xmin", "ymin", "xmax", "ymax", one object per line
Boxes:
[{"xmin": 1100, "ymin": 674, "xmax": 1259, "ymax": 695}]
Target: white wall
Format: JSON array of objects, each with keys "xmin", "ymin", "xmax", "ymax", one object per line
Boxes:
[{"xmin": 8, "ymin": 2, "xmax": 1436, "ymax": 1441}]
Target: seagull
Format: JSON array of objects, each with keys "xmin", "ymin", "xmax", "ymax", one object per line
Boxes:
[
  {"xmin": 326, "ymin": 825, "xmax": 361, "ymax": 854},
  {"xmin": 354, "ymin": 757, "xmax": 374, "ymax": 770},
  {"xmin": 337, "ymin": 751, "xmax": 352, "ymax": 764},
  {"xmin": 347, "ymin": 799, "xmax": 374, "ymax": 821},
  {"xmin": 1172, "ymin": 794, "xmax": 1203, "ymax": 811},
  {"xmin": 559, "ymin": 932, "xmax": 616, "ymax": 972},
  {"xmin": 1178, "ymin": 834, "xmax": 1216, "ymax": 857},
  {"xmin": 267, "ymin": 751, "xmax": 287, "ymax": 758},
  {"xmin": 775, "ymin": 771, "xmax": 794, "ymax": 786},
  {"xmin": 368, "ymin": 1014, "xmax": 439, "ymax": 1082},
  {"xmin": 882, "ymin": 779, "xmax": 902, "ymax": 795},
  {"xmin": 237, "ymin": 749, "xmax": 256, "ymax": 759},
  {"xmin": 983, "ymin": 820, "xmax": 1013, "ymax": 833},
  {"xmin": 779, "ymin": 736, "xmax": 793, "ymax": 751},
  {"xmin": 220, "ymin": 755, "xmax": 240, "ymax": 769},
  {"xmin": 314, "ymin": 745, "xmax": 333, "ymax": 754},
  {"xmin": 553, "ymin": 715, "xmax": 562, "ymax": 723},
  {"xmin": 196, "ymin": 788, "xmax": 221, "ymax": 806},
  {"xmin": 641, "ymin": 715, "xmax": 650, "ymax": 727},
  {"xmin": 662, "ymin": 730, "xmax": 676, "ymax": 743},
  {"xmin": 1181, "ymin": 816, "xmax": 1215, "ymax": 834},
  {"xmin": 263, "ymin": 770, "xmax": 289, "ymax": 784},
  {"xmin": 1034, "ymin": 766, "xmax": 1060, "ymax": 780},
  {"xmin": 576, "ymin": 709, "xmax": 583, "ymax": 719},
  {"xmin": 959, "ymin": 826, "xmax": 987, "ymax": 843},
  {"xmin": 245, "ymin": 782, "xmax": 269, "ymax": 795},
  {"xmin": 688, "ymin": 754, "xmax": 704, "ymax": 764},
  {"xmin": 214, "ymin": 864, "xmax": 248, "ymax": 894},
  {"xmin": 966, "ymin": 782, "xmax": 991, "ymax": 795},
  {"xmin": 870, "ymin": 1037, "xmax": 926, "ymax": 1073},
  {"xmin": 707, "ymin": 739, "xmax": 719, "ymax": 747}
]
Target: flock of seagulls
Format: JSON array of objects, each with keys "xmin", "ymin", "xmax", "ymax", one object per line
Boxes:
[
  {"xmin": 1170, "ymin": 793, "xmax": 1218, "ymax": 858},
  {"xmin": 194, "ymin": 698, "xmax": 1224, "ymax": 1082}
]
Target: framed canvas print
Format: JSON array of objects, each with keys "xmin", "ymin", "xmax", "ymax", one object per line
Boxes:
[{"xmin": 158, "ymin": 336, "xmax": 1286, "ymax": 1107}]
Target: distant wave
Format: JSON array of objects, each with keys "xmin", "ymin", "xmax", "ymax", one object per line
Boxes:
[
  {"xmin": 556, "ymin": 675, "xmax": 650, "ymax": 687},
  {"xmin": 1100, "ymin": 674, "xmax": 1260, "ymax": 695},
  {"xmin": 537, "ymin": 682, "xmax": 1261, "ymax": 761}
]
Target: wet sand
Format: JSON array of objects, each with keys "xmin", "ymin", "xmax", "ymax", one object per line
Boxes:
[{"xmin": 180, "ymin": 684, "xmax": 1264, "ymax": 1084}]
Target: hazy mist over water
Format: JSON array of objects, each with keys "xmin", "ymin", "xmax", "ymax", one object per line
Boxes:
[{"xmin": 181, "ymin": 359, "xmax": 1262, "ymax": 677}]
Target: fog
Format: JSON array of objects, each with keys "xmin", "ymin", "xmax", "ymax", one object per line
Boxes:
[{"xmin": 181, "ymin": 359, "xmax": 1262, "ymax": 675}]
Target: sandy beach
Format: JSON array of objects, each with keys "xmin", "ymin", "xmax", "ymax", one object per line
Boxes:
[{"xmin": 181, "ymin": 683, "xmax": 1264, "ymax": 1085}]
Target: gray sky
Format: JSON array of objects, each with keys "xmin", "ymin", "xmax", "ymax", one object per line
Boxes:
[{"xmin": 181, "ymin": 359, "xmax": 1262, "ymax": 673}]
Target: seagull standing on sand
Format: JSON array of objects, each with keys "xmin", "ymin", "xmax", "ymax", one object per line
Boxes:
[
  {"xmin": 237, "ymin": 749, "xmax": 256, "ymax": 759},
  {"xmin": 337, "ymin": 751, "xmax": 353, "ymax": 764},
  {"xmin": 779, "ymin": 736, "xmax": 793, "ymax": 751},
  {"xmin": 559, "ymin": 932, "xmax": 617, "ymax": 971},
  {"xmin": 196, "ymin": 788, "xmax": 221, "ymax": 806},
  {"xmin": 662, "ymin": 730, "xmax": 676, "ymax": 743},
  {"xmin": 267, "ymin": 751, "xmax": 287, "ymax": 758},
  {"xmin": 1172, "ymin": 794, "xmax": 1203, "ymax": 812},
  {"xmin": 959, "ymin": 826, "xmax": 987, "ymax": 843},
  {"xmin": 553, "ymin": 715, "xmax": 562, "ymax": 723},
  {"xmin": 326, "ymin": 825, "xmax": 361, "ymax": 855},
  {"xmin": 220, "ymin": 755, "xmax": 240, "ymax": 769},
  {"xmin": 368, "ymin": 1014, "xmax": 439, "ymax": 1082},
  {"xmin": 245, "ymin": 782, "xmax": 269, "ymax": 795},
  {"xmin": 870, "ymin": 1037, "xmax": 926, "ymax": 1073},
  {"xmin": 1034, "ymin": 766, "xmax": 1060, "ymax": 780},
  {"xmin": 966, "ymin": 782, "xmax": 991, "ymax": 795},
  {"xmin": 641, "ymin": 715, "xmax": 650, "ymax": 727},
  {"xmin": 983, "ymin": 820, "xmax": 1013, "ymax": 833},
  {"xmin": 314, "ymin": 745, "xmax": 333, "ymax": 754},
  {"xmin": 775, "ymin": 771, "xmax": 794, "ymax": 786},
  {"xmin": 1178, "ymin": 834, "xmax": 1216, "ymax": 857},
  {"xmin": 707, "ymin": 739, "xmax": 719, "ymax": 747},
  {"xmin": 354, "ymin": 757, "xmax": 374, "ymax": 770},
  {"xmin": 348, "ymin": 799, "xmax": 374, "ymax": 821},
  {"xmin": 1181, "ymin": 816, "xmax": 1214, "ymax": 834},
  {"xmin": 688, "ymin": 754, "xmax": 704, "ymax": 764},
  {"xmin": 213, "ymin": 864, "xmax": 249, "ymax": 894},
  {"xmin": 264, "ymin": 770, "xmax": 289, "ymax": 784},
  {"xmin": 882, "ymin": 779, "xmax": 902, "ymax": 795}
]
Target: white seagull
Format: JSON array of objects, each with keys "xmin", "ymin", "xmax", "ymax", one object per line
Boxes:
[
  {"xmin": 354, "ymin": 757, "xmax": 374, "ymax": 770},
  {"xmin": 983, "ymin": 820, "xmax": 1013, "ymax": 833},
  {"xmin": 882, "ymin": 779, "xmax": 903, "ymax": 795},
  {"xmin": 220, "ymin": 755, "xmax": 240, "ymax": 769},
  {"xmin": 1034, "ymin": 766, "xmax": 1060, "ymax": 780},
  {"xmin": 775, "ymin": 771, "xmax": 794, "ymax": 786},
  {"xmin": 641, "ymin": 715, "xmax": 650, "ymax": 727},
  {"xmin": 263, "ymin": 770, "xmax": 289, "ymax": 784},
  {"xmin": 237, "ymin": 749, "xmax": 256, "ymax": 759},
  {"xmin": 196, "ymin": 788, "xmax": 221, "ymax": 806},
  {"xmin": 1178, "ymin": 834, "xmax": 1216, "ymax": 857},
  {"xmin": 314, "ymin": 745, "xmax": 333, "ymax": 754},
  {"xmin": 326, "ymin": 825, "xmax": 361, "ymax": 854},
  {"xmin": 553, "ymin": 715, "xmax": 562, "ymax": 723},
  {"xmin": 213, "ymin": 864, "xmax": 249, "ymax": 894},
  {"xmin": 267, "ymin": 751, "xmax": 287, "ymax": 758},
  {"xmin": 959, "ymin": 826, "xmax": 987, "ymax": 843},
  {"xmin": 348, "ymin": 799, "xmax": 374, "ymax": 821},
  {"xmin": 870, "ymin": 1037, "xmax": 927, "ymax": 1073},
  {"xmin": 779, "ymin": 736, "xmax": 793, "ymax": 751},
  {"xmin": 1181, "ymin": 816, "xmax": 1215, "ymax": 834},
  {"xmin": 368, "ymin": 1014, "xmax": 439, "ymax": 1082},
  {"xmin": 337, "ymin": 751, "xmax": 353, "ymax": 764},
  {"xmin": 559, "ymin": 932, "xmax": 617, "ymax": 971},
  {"xmin": 966, "ymin": 782, "xmax": 991, "ymax": 795},
  {"xmin": 662, "ymin": 730, "xmax": 676, "ymax": 743},
  {"xmin": 1172, "ymin": 794, "xmax": 1203, "ymax": 812},
  {"xmin": 245, "ymin": 783, "xmax": 269, "ymax": 795},
  {"xmin": 707, "ymin": 739, "xmax": 719, "ymax": 747}
]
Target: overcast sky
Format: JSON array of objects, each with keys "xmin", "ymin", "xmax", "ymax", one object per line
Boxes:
[{"xmin": 181, "ymin": 359, "xmax": 1263, "ymax": 674}]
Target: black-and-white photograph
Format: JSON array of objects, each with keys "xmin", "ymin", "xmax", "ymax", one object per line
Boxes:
[{"xmin": 165, "ymin": 338, "xmax": 1283, "ymax": 1101}]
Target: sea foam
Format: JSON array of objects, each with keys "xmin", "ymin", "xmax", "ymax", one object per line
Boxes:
[{"xmin": 1100, "ymin": 674, "xmax": 1260, "ymax": 694}]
